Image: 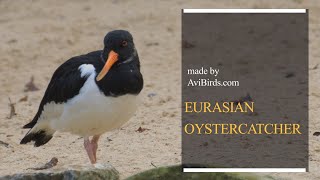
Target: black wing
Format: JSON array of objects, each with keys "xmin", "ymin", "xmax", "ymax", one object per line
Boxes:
[{"xmin": 23, "ymin": 51, "xmax": 102, "ymax": 129}]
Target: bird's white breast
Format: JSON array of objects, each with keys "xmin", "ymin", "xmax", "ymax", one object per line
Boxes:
[{"xmin": 47, "ymin": 64, "xmax": 138, "ymax": 136}]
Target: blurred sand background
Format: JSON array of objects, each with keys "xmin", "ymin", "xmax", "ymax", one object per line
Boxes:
[{"xmin": 0, "ymin": 0, "xmax": 319, "ymax": 179}]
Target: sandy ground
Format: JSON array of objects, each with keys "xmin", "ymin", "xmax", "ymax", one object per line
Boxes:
[{"xmin": 0, "ymin": 0, "xmax": 319, "ymax": 179}]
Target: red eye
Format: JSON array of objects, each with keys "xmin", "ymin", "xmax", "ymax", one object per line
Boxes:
[{"xmin": 122, "ymin": 41, "xmax": 128, "ymax": 47}]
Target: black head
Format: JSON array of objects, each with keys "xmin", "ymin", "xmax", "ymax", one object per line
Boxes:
[
  {"xmin": 96, "ymin": 30, "xmax": 138, "ymax": 81},
  {"xmin": 102, "ymin": 30, "xmax": 135, "ymax": 62}
]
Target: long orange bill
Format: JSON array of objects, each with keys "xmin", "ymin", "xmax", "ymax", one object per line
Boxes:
[{"xmin": 96, "ymin": 50, "xmax": 119, "ymax": 81}]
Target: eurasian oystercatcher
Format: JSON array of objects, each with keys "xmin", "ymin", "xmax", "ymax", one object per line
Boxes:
[{"xmin": 20, "ymin": 30, "xmax": 143, "ymax": 164}]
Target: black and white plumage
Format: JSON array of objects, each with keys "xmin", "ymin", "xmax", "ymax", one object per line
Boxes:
[{"xmin": 20, "ymin": 30, "xmax": 143, "ymax": 164}]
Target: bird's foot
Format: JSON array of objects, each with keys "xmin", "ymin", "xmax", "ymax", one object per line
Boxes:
[{"xmin": 93, "ymin": 163, "xmax": 105, "ymax": 169}]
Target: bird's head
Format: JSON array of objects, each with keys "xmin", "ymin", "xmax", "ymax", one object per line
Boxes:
[{"xmin": 96, "ymin": 30, "xmax": 137, "ymax": 81}]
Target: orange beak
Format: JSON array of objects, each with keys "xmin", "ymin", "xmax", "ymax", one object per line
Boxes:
[{"xmin": 96, "ymin": 50, "xmax": 119, "ymax": 81}]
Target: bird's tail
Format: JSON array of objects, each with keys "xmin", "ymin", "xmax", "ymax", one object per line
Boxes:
[{"xmin": 20, "ymin": 125, "xmax": 55, "ymax": 147}]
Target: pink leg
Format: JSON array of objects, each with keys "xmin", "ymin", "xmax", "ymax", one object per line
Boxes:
[
  {"xmin": 83, "ymin": 135, "xmax": 101, "ymax": 164},
  {"xmin": 91, "ymin": 135, "xmax": 100, "ymax": 162},
  {"xmin": 84, "ymin": 137, "xmax": 96, "ymax": 164}
]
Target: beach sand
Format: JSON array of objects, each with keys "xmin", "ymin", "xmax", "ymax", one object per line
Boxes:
[{"xmin": 0, "ymin": 0, "xmax": 319, "ymax": 179}]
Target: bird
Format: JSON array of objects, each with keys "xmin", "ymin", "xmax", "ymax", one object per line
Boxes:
[{"xmin": 20, "ymin": 30, "xmax": 143, "ymax": 165}]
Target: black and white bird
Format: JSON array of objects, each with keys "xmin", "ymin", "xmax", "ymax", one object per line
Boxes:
[{"xmin": 20, "ymin": 30, "xmax": 143, "ymax": 164}]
